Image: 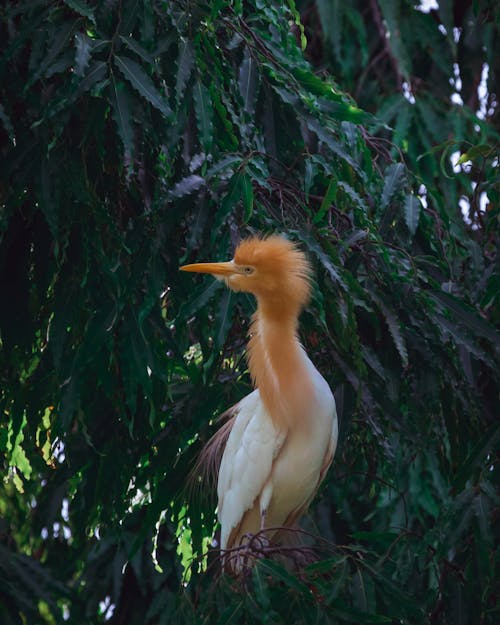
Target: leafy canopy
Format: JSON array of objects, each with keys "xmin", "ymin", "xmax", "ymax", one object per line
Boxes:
[{"xmin": 0, "ymin": 0, "xmax": 498, "ymax": 624}]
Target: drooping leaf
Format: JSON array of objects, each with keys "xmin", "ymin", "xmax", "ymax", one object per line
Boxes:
[
  {"xmin": 240, "ymin": 173, "xmax": 254, "ymax": 222},
  {"xmin": 380, "ymin": 163, "xmax": 406, "ymax": 210},
  {"xmin": 0, "ymin": 102, "xmax": 14, "ymax": 139},
  {"xmin": 370, "ymin": 292, "xmax": 409, "ymax": 367},
  {"xmin": 74, "ymin": 32, "xmax": 92, "ymax": 76},
  {"xmin": 115, "ymin": 55, "xmax": 172, "ymax": 117},
  {"xmin": 109, "ymin": 79, "xmax": 135, "ymax": 162},
  {"xmin": 169, "ymin": 174, "xmax": 205, "ymax": 199},
  {"xmin": 175, "ymin": 38, "xmax": 194, "ymax": 106},
  {"xmin": 238, "ymin": 48, "xmax": 258, "ymax": 116},
  {"xmin": 404, "ymin": 194, "xmax": 421, "ymax": 235},
  {"xmin": 63, "ymin": 0, "xmax": 96, "ymax": 23},
  {"xmin": 193, "ymin": 80, "xmax": 214, "ymax": 152}
]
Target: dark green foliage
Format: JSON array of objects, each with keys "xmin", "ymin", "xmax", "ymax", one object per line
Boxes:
[{"xmin": 0, "ymin": 0, "xmax": 498, "ymax": 623}]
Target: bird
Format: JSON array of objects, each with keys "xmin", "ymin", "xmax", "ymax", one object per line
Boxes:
[{"xmin": 180, "ymin": 235, "xmax": 338, "ymax": 571}]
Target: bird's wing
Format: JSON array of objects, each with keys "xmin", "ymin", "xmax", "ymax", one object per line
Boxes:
[
  {"xmin": 217, "ymin": 389, "xmax": 286, "ymax": 549},
  {"xmin": 282, "ymin": 413, "xmax": 338, "ymax": 529}
]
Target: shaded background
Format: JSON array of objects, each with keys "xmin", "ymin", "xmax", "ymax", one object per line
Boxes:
[{"xmin": 0, "ymin": 1, "xmax": 498, "ymax": 623}]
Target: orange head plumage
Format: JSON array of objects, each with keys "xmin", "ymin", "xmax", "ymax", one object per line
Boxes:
[{"xmin": 180, "ymin": 235, "xmax": 311, "ymax": 317}]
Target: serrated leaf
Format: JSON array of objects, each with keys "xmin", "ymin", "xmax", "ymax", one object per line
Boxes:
[
  {"xmin": 329, "ymin": 601, "xmax": 392, "ymax": 623},
  {"xmin": 305, "ymin": 116, "xmax": 360, "ymax": 173},
  {"xmin": 259, "ymin": 559, "xmax": 310, "ymax": 593},
  {"xmin": 313, "ymin": 176, "xmax": 337, "ymax": 224},
  {"xmin": 178, "ymin": 279, "xmax": 222, "ymax": 320},
  {"xmin": 41, "ymin": 157, "xmax": 58, "ymax": 237},
  {"xmin": 215, "ymin": 290, "xmax": 234, "ymax": 349},
  {"xmin": 453, "ymin": 423, "xmax": 500, "ymax": 491},
  {"xmin": 218, "ymin": 172, "xmax": 243, "ymax": 224},
  {"xmin": 431, "ymin": 291, "xmax": 500, "ymax": 351},
  {"xmin": 404, "ymin": 194, "xmax": 421, "ymax": 235},
  {"xmin": 252, "ymin": 566, "xmax": 271, "ymax": 610},
  {"xmin": 31, "ymin": 20, "xmax": 79, "ymax": 84},
  {"xmin": 380, "ymin": 162, "xmax": 405, "ymax": 210},
  {"xmin": 74, "ymin": 32, "xmax": 92, "ymax": 76},
  {"xmin": 371, "ymin": 293, "xmax": 408, "ymax": 367},
  {"xmin": 457, "ymin": 144, "xmax": 493, "ymax": 164},
  {"xmin": 206, "ymin": 155, "xmax": 242, "ymax": 179},
  {"xmin": 0, "ymin": 102, "xmax": 14, "ymax": 139},
  {"xmin": 338, "ymin": 181, "xmax": 370, "ymax": 214},
  {"xmin": 241, "ymin": 173, "xmax": 254, "ymax": 221},
  {"xmin": 304, "ymin": 158, "xmax": 314, "ymax": 201},
  {"xmin": 238, "ymin": 48, "xmax": 258, "ymax": 115},
  {"xmin": 109, "ymin": 79, "xmax": 134, "ymax": 161},
  {"xmin": 175, "ymin": 38, "xmax": 194, "ymax": 105},
  {"xmin": 63, "ymin": 0, "xmax": 96, "ymax": 23},
  {"xmin": 119, "ymin": 35, "xmax": 154, "ymax": 64},
  {"xmin": 115, "ymin": 55, "xmax": 172, "ymax": 117},
  {"xmin": 169, "ymin": 175, "xmax": 205, "ymax": 199},
  {"xmin": 77, "ymin": 60, "xmax": 107, "ymax": 95},
  {"xmin": 433, "ymin": 314, "xmax": 493, "ymax": 367},
  {"xmin": 298, "ymin": 229, "xmax": 347, "ymax": 289},
  {"xmin": 193, "ymin": 81, "xmax": 213, "ymax": 152},
  {"xmin": 378, "ymin": 0, "xmax": 411, "ymax": 80},
  {"xmin": 287, "ymin": 0, "xmax": 307, "ymax": 50}
]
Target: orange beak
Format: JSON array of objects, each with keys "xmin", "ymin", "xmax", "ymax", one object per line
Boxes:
[{"xmin": 179, "ymin": 261, "xmax": 236, "ymax": 276}]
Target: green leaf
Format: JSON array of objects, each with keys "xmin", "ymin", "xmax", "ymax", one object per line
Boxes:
[
  {"xmin": 252, "ymin": 566, "xmax": 271, "ymax": 609},
  {"xmin": 378, "ymin": 0, "xmax": 411, "ymax": 80},
  {"xmin": 338, "ymin": 181, "xmax": 369, "ymax": 215},
  {"xmin": 74, "ymin": 32, "xmax": 92, "ymax": 76},
  {"xmin": 31, "ymin": 20, "xmax": 79, "ymax": 84},
  {"xmin": 453, "ymin": 423, "xmax": 500, "ymax": 491},
  {"xmin": 193, "ymin": 80, "xmax": 214, "ymax": 152},
  {"xmin": 169, "ymin": 175, "xmax": 205, "ymax": 199},
  {"xmin": 316, "ymin": 0, "xmax": 342, "ymax": 59},
  {"xmin": 305, "ymin": 117, "xmax": 360, "ymax": 173},
  {"xmin": 371, "ymin": 293, "xmax": 408, "ymax": 367},
  {"xmin": 241, "ymin": 173, "xmax": 254, "ymax": 222},
  {"xmin": 109, "ymin": 79, "xmax": 134, "ymax": 161},
  {"xmin": 313, "ymin": 176, "xmax": 337, "ymax": 224},
  {"xmin": 287, "ymin": 0, "xmax": 307, "ymax": 50},
  {"xmin": 457, "ymin": 144, "xmax": 494, "ymax": 164},
  {"xmin": 115, "ymin": 55, "xmax": 172, "ymax": 117},
  {"xmin": 380, "ymin": 163, "xmax": 406, "ymax": 210},
  {"xmin": 298, "ymin": 229, "xmax": 347, "ymax": 289},
  {"xmin": 259, "ymin": 559, "xmax": 310, "ymax": 593},
  {"xmin": 76, "ymin": 60, "xmax": 108, "ymax": 96},
  {"xmin": 177, "ymin": 279, "xmax": 222, "ymax": 320},
  {"xmin": 431, "ymin": 291, "xmax": 500, "ymax": 351},
  {"xmin": 404, "ymin": 194, "xmax": 421, "ymax": 235},
  {"xmin": 63, "ymin": 0, "xmax": 96, "ymax": 23},
  {"xmin": 119, "ymin": 35, "xmax": 155, "ymax": 65},
  {"xmin": 238, "ymin": 48, "xmax": 258, "ymax": 115},
  {"xmin": 329, "ymin": 600, "xmax": 392, "ymax": 623},
  {"xmin": 0, "ymin": 102, "xmax": 14, "ymax": 139},
  {"xmin": 175, "ymin": 38, "xmax": 194, "ymax": 105},
  {"xmin": 215, "ymin": 290, "xmax": 234, "ymax": 349},
  {"xmin": 206, "ymin": 155, "xmax": 242, "ymax": 179}
]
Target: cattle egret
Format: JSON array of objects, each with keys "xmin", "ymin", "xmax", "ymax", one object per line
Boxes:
[{"xmin": 181, "ymin": 235, "xmax": 338, "ymax": 571}]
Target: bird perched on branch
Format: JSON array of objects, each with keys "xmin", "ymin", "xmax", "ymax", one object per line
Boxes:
[{"xmin": 181, "ymin": 235, "xmax": 337, "ymax": 571}]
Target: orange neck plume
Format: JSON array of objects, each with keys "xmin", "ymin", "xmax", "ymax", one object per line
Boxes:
[{"xmin": 247, "ymin": 299, "xmax": 314, "ymax": 430}]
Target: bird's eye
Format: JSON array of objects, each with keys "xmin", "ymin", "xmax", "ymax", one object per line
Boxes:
[{"xmin": 243, "ymin": 266, "xmax": 254, "ymax": 275}]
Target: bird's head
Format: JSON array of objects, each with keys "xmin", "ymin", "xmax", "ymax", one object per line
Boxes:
[{"xmin": 180, "ymin": 235, "xmax": 312, "ymax": 313}]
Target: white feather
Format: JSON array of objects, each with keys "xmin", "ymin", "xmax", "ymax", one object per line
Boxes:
[{"xmin": 217, "ymin": 353, "xmax": 337, "ymax": 551}]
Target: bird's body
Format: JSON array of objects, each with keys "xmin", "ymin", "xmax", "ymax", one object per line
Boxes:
[{"xmin": 181, "ymin": 235, "xmax": 337, "ymax": 568}]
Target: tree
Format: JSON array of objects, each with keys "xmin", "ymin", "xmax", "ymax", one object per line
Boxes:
[{"xmin": 0, "ymin": 1, "xmax": 498, "ymax": 623}]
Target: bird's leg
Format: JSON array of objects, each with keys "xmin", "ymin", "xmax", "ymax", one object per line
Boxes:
[
  {"xmin": 259, "ymin": 481, "xmax": 273, "ymax": 539},
  {"xmin": 260, "ymin": 507, "xmax": 267, "ymax": 530}
]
